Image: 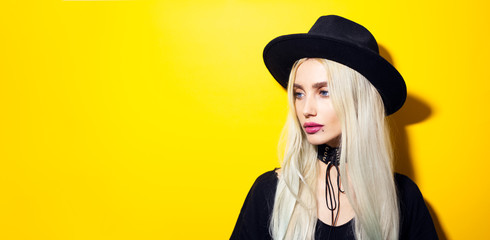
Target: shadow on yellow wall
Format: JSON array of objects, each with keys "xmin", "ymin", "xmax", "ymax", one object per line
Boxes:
[{"xmin": 380, "ymin": 45, "xmax": 446, "ymax": 239}]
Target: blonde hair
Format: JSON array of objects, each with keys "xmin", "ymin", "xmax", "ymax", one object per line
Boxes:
[{"xmin": 270, "ymin": 58, "xmax": 399, "ymax": 240}]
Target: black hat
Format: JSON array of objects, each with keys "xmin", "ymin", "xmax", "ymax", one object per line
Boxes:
[{"xmin": 263, "ymin": 15, "xmax": 406, "ymax": 115}]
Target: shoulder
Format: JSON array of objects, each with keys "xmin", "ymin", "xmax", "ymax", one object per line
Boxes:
[
  {"xmin": 394, "ymin": 173, "xmax": 429, "ymax": 209},
  {"xmin": 394, "ymin": 173, "xmax": 426, "ymax": 212},
  {"xmin": 394, "ymin": 173, "xmax": 439, "ymax": 240},
  {"xmin": 394, "ymin": 173, "xmax": 422, "ymax": 197},
  {"xmin": 230, "ymin": 169, "xmax": 279, "ymax": 240},
  {"xmin": 255, "ymin": 168, "xmax": 279, "ymax": 183},
  {"xmin": 235, "ymin": 169, "xmax": 279, "ymax": 212},
  {"xmin": 248, "ymin": 168, "xmax": 279, "ymax": 199}
]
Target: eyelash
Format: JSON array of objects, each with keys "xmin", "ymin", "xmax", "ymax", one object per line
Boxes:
[
  {"xmin": 294, "ymin": 90, "xmax": 329, "ymax": 99},
  {"xmin": 320, "ymin": 90, "xmax": 329, "ymax": 96}
]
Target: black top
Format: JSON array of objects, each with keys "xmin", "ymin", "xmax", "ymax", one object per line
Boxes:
[{"xmin": 231, "ymin": 169, "xmax": 438, "ymax": 240}]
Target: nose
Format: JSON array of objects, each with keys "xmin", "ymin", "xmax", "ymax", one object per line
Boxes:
[{"xmin": 303, "ymin": 94, "xmax": 316, "ymax": 118}]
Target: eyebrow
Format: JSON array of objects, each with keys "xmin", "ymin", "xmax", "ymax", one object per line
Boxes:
[{"xmin": 293, "ymin": 81, "xmax": 328, "ymax": 89}]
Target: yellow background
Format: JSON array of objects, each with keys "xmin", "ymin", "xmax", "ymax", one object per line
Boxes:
[{"xmin": 1, "ymin": 0, "xmax": 489, "ymax": 239}]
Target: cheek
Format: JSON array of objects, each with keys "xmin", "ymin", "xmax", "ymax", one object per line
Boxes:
[
  {"xmin": 321, "ymin": 105, "xmax": 339, "ymax": 124},
  {"xmin": 331, "ymin": 113, "xmax": 341, "ymax": 133},
  {"xmin": 294, "ymin": 103, "xmax": 302, "ymax": 118}
]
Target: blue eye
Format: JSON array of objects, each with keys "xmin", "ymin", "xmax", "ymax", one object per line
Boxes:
[
  {"xmin": 320, "ymin": 90, "xmax": 329, "ymax": 96},
  {"xmin": 294, "ymin": 92, "xmax": 304, "ymax": 99}
]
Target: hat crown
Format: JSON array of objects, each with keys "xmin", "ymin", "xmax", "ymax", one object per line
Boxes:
[
  {"xmin": 308, "ymin": 15, "xmax": 379, "ymax": 54},
  {"xmin": 263, "ymin": 15, "xmax": 406, "ymax": 115}
]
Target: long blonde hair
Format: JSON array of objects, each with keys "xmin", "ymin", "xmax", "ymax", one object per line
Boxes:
[{"xmin": 270, "ymin": 58, "xmax": 399, "ymax": 240}]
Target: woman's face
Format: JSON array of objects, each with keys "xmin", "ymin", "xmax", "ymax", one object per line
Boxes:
[{"xmin": 293, "ymin": 59, "xmax": 341, "ymax": 147}]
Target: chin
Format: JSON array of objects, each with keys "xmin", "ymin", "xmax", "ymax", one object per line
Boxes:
[
  {"xmin": 305, "ymin": 136, "xmax": 329, "ymax": 146},
  {"xmin": 305, "ymin": 134, "xmax": 340, "ymax": 147}
]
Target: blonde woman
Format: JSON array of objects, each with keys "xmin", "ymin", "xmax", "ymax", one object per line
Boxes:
[{"xmin": 231, "ymin": 15, "xmax": 438, "ymax": 240}]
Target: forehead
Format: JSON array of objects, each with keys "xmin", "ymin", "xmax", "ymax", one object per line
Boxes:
[{"xmin": 294, "ymin": 59, "xmax": 328, "ymax": 87}]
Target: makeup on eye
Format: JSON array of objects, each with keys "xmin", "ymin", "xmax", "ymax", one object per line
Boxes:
[
  {"xmin": 320, "ymin": 90, "xmax": 329, "ymax": 96},
  {"xmin": 294, "ymin": 91, "xmax": 304, "ymax": 99},
  {"xmin": 293, "ymin": 89, "xmax": 329, "ymax": 99}
]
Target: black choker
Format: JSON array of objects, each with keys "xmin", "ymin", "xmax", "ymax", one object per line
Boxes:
[
  {"xmin": 317, "ymin": 144, "xmax": 344, "ymax": 227},
  {"xmin": 317, "ymin": 144, "xmax": 340, "ymax": 166}
]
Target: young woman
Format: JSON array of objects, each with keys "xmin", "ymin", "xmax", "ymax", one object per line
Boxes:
[{"xmin": 231, "ymin": 15, "xmax": 438, "ymax": 240}]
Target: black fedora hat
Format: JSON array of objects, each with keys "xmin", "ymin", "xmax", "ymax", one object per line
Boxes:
[{"xmin": 263, "ymin": 15, "xmax": 406, "ymax": 115}]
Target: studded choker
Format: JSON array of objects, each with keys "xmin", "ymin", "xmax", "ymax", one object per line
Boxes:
[{"xmin": 317, "ymin": 144, "xmax": 344, "ymax": 227}]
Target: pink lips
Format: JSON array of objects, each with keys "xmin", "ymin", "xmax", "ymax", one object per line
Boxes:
[{"xmin": 303, "ymin": 122, "xmax": 324, "ymax": 134}]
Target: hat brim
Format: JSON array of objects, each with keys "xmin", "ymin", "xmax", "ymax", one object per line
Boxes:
[{"xmin": 263, "ymin": 34, "xmax": 406, "ymax": 115}]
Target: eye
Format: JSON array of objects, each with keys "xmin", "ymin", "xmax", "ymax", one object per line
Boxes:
[
  {"xmin": 320, "ymin": 90, "xmax": 329, "ymax": 97},
  {"xmin": 294, "ymin": 91, "xmax": 304, "ymax": 99}
]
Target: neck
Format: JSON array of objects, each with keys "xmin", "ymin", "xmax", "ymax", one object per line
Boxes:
[{"xmin": 317, "ymin": 144, "xmax": 340, "ymax": 166}]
